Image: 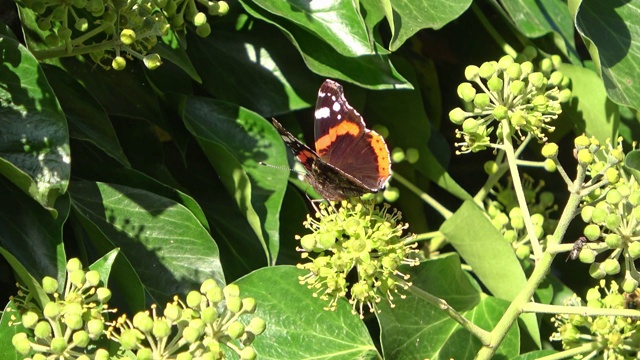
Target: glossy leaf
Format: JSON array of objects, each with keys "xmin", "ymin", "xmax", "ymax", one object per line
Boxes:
[
  {"xmin": 0, "ymin": 177, "xmax": 68, "ymax": 287},
  {"xmin": 182, "ymin": 97, "xmax": 288, "ymax": 266},
  {"xmin": 625, "ymin": 150, "xmax": 640, "ymax": 184},
  {"xmin": 239, "ymin": 1, "xmax": 411, "ymax": 89},
  {"xmin": 247, "ymin": 0, "xmax": 374, "ymax": 57},
  {"xmin": 69, "ymin": 181, "xmax": 224, "ymax": 305},
  {"xmin": 575, "ymin": 0, "xmax": 640, "ymax": 109},
  {"xmin": 387, "ymin": 0, "xmax": 471, "ymax": 51},
  {"xmin": 560, "ymin": 63, "xmax": 619, "ymax": 144},
  {"xmin": 235, "ymin": 266, "xmax": 379, "ymax": 359},
  {"xmin": 0, "ymin": 31, "xmax": 70, "ymax": 214},
  {"xmin": 440, "ymin": 200, "xmax": 540, "ymax": 346},
  {"xmin": 0, "ymin": 301, "xmax": 23, "ymax": 360}
]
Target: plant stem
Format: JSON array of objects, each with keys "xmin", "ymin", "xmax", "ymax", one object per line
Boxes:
[
  {"xmin": 392, "ymin": 173, "xmax": 453, "ymax": 219},
  {"xmin": 406, "ymin": 285, "xmax": 492, "ymax": 346},
  {"xmin": 537, "ymin": 342, "xmax": 599, "ymax": 360},
  {"xmin": 500, "ymin": 119, "xmax": 542, "ymax": 258},
  {"xmin": 522, "ymin": 302, "xmax": 640, "ymax": 317},
  {"xmin": 471, "ymin": 3, "xmax": 517, "ymax": 58}
]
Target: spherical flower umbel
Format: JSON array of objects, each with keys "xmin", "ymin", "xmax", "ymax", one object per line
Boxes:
[
  {"xmin": 295, "ymin": 200, "xmax": 419, "ymax": 318},
  {"xmin": 450, "ymin": 53, "xmax": 571, "ymax": 153},
  {"xmin": 550, "ymin": 280, "xmax": 640, "ymax": 358}
]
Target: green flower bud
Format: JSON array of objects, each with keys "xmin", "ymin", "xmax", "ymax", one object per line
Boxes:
[
  {"xmin": 459, "ymin": 83, "xmax": 477, "ymax": 103},
  {"xmin": 186, "ymin": 290, "xmax": 202, "ymax": 308},
  {"xmin": 630, "ymin": 191, "xmax": 640, "ymax": 206},
  {"xmin": 528, "ymin": 72, "xmax": 545, "ymax": 88},
  {"xmin": 391, "ymin": 148, "xmax": 405, "ymax": 163},
  {"xmin": 153, "ymin": 320, "xmax": 171, "ymax": 338},
  {"xmin": 544, "ymin": 159, "xmax": 557, "ymax": 172},
  {"xmin": 509, "ymin": 79, "xmax": 525, "ymax": 96},
  {"xmin": 609, "ymin": 148, "xmax": 625, "ymax": 164},
  {"xmin": 465, "ymin": 65, "xmax": 480, "ymax": 80},
  {"xmin": 112, "ymin": 56, "xmax": 126, "ymax": 70},
  {"xmin": 584, "ymin": 224, "xmax": 601, "ymax": 241},
  {"xmin": 551, "ymin": 55, "xmax": 562, "ymax": 69},
  {"xmin": 69, "ymin": 269, "xmax": 86, "ymax": 288},
  {"xmin": 622, "ymin": 277, "xmax": 639, "ymax": 293},
  {"xmin": 605, "ymin": 168, "xmax": 620, "ymax": 184},
  {"xmin": 73, "ymin": 330, "xmax": 90, "ymax": 348},
  {"xmin": 206, "ymin": 286, "xmax": 224, "ymax": 303},
  {"xmin": 201, "ymin": 306, "xmax": 218, "ymax": 323},
  {"xmin": 484, "ymin": 160, "xmax": 499, "ymax": 175},
  {"xmin": 44, "ymin": 302, "xmax": 61, "ymax": 319},
  {"xmin": 64, "ymin": 313, "xmax": 83, "ymax": 330},
  {"xmin": 183, "ymin": 326, "xmax": 201, "ymax": 343},
  {"xmin": 559, "ymin": 88, "xmax": 571, "ymax": 102},
  {"xmin": 574, "ymin": 135, "xmax": 590, "ymax": 148},
  {"xmin": 226, "ymin": 296, "xmax": 242, "ymax": 313},
  {"xmin": 120, "ymin": 29, "xmax": 136, "ymax": 45},
  {"xmin": 521, "ymin": 61, "xmax": 534, "ymax": 76},
  {"xmin": 193, "ymin": 12, "xmax": 207, "ymax": 26},
  {"xmin": 42, "ymin": 276, "xmax": 59, "ymax": 294},
  {"xmin": 548, "ymin": 71, "xmax": 563, "ymax": 86},
  {"xmin": 84, "ymin": 270, "xmax": 100, "ymax": 286},
  {"xmin": 577, "ymin": 149, "xmax": 594, "ymax": 165},
  {"xmin": 605, "ymin": 189, "xmax": 622, "ymax": 205},
  {"xmin": 242, "ymin": 297, "xmax": 257, "ymax": 313},
  {"xmin": 591, "ymin": 207, "xmax": 607, "ymax": 224},
  {"xmin": 75, "ymin": 18, "xmax": 88, "ymax": 31},
  {"xmin": 246, "ymin": 317, "xmax": 266, "ymax": 335},
  {"xmin": 164, "ymin": 303, "xmax": 181, "ymax": 321},
  {"xmin": 492, "ymin": 105, "xmax": 508, "ymax": 120},
  {"xmin": 96, "ymin": 287, "xmax": 111, "ymax": 303},
  {"xmin": 510, "ymin": 111, "xmax": 526, "ymax": 128},
  {"xmin": 462, "ymin": 118, "xmax": 479, "ymax": 133},
  {"xmin": 224, "ymin": 284, "xmax": 240, "ymax": 298},
  {"xmin": 515, "ymin": 245, "xmax": 530, "ymax": 260},
  {"xmin": 487, "ymin": 77, "xmax": 504, "ymax": 92},
  {"xmin": 22, "ymin": 311, "xmax": 39, "ymax": 329},
  {"xmin": 12, "ymin": 333, "xmax": 31, "ymax": 355},
  {"xmin": 226, "ymin": 321, "xmax": 244, "ymax": 339},
  {"xmin": 240, "ymin": 346, "xmax": 257, "ymax": 360},
  {"xmin": 50, "ymin": 337, "xmax": 68, "ymax": 354},
  {"xmin": 531, "ymin": 213, "xmax": 545, "ymax": 227},
  {"xmin": 217, "ymin": 1, "xmax": 229, "ymax": 15},
  {"xmin": 176, "ymin": 352, "xmax": 193, "ymax": 360},
  {"xmin": 479, "ymin": 62, "xmax": 496, "ymax": 79},
  {"xmin": 588, "ymin": 262, "xmax": 606, "ymax": 279},
  {"xmin": 137, "ymin": 348, "xmax": 153, "ymax": 360},
  {"xmin": 143, "ymin": 54, "xmax": 162, "ymax": 70},
  {"xmin": 95, "ymin": 348, "xmax": 110, "ymax": 360},
  {"xmin": 86, "ymin": 318, "xmax": 104, "ymax": 339},
  {"xmin": 617, "ymin": 183, "xmax": 630, "ymax": 197},
  {"xmin": 34, "ymin": 320, "xmax": 52, "ymax": 338},
  {"xmin": 506, "ymin": 63, "xmax": 522, "ymax": 80},
  {"xmin": 541, "ymin": 143, "xmax": 559, "ymax": 158},
  {"xmin": 473, "ymin": 93, "xmax": 490, "ymax": 109},
  {"xmin": 540, "ymin": 192, "xmax": 554, "ymax": 207},
  {"xmin": 629, "ymin": 241, "xmax": 640, "ymax": 259},
  {"xmin": 133, "ymin": 312, "xmax": 153, "ymax": 332},
  {"xmin": 539, "ymin": 58, "xmax": 553, "ymax": 74},
  {"xmin": 120, "ymin": 329, "xmax": 140, "ymax": 350},
  {"xmin": 603, "ymin": 258, "xmax": 620, "ymax": 275},
  {"xmin": 522, "ymin": 46, "xmax": 537, "ymax": 60},
  {"xmin": 406, "ymin": 148, "xmax": 420, "ymax": 164},
  {"xmin": 604, "ymin": 213, "xmax": 621, "ymax": 230},
  {"xmin": 579, "ymin": 248, "xmax": 596, "ymax": 264},
  {"xmin": 604, "ymin": 233, "xmax": 621, "ymax": 248},
  {"xmin": 449, "ymin": 108, "xmax": 467, "ymax": 125},
  {"xmin": 498, "ymin": 55, "xmax": 514, "ymax": 70},
  {"xmin": 633, "ymin": 206, "xmax": 640, "ymax": 221}
]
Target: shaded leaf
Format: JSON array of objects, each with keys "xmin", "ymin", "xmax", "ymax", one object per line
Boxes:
[
  {"xmin": 235, "ymin": 266, "xmax": 379, "ymax": 359},
  {"xmin": 0, "ymin": 32, "xmax": 70, "ymax": 214},
  {"xmin": 0, "ymin": 300, "xmax": 24, "ymax": 359}
]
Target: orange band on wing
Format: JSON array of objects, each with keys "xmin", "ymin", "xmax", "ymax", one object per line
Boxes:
[
  {"xmin": 315, "ymin": 122, "xmax": 361, "ymax": 154},
  {"xmin": 371, "ymin": 133, "xmax": 391, "ymax": 179}
]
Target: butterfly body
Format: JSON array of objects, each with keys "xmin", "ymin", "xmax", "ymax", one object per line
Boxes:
[{"xmin": 272, "ymin": 80, "xmax": 391, "ymax": 201}]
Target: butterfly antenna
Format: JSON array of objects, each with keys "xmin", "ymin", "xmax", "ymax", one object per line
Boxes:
[{"xmin": 258, "ymin": 161, "xmax": 305, "ymax": 176}]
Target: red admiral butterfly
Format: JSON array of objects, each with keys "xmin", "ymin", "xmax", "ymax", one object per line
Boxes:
[{"xmin": 272, "ymin": 79, "xmax": 392, "ymax": 201}]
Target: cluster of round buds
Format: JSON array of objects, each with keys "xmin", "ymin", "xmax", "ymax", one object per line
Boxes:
[
  {"xmin": 107, "ymin": 281, "xmax": 265, "ymax": 360},
  {"xmin": 550, "ymin": 280, "xmax": 640, "ymax": 358},
  {"xmin": 21, "ymin": 0, "xmax": 229, "ymax": 70},
  {"xmin": 10, "ymin": 258, "xmax": 113, "ymax": 359},
  {"xmin": 449, "ymin": 50, "xmax": 571, "ymax": 153},
  {"xmin": 567, "ymin": 137, "xmax": 640, "ymax": 290},
  {"xmin": 296, "ymin": 200, "xmax": 420, "ymax": 318},
  {"xmin": 484, "ymin": 173, "xmax": 557, "ymax": 260}
]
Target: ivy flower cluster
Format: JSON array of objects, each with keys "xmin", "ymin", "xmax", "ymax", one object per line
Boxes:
[
  {"xmin": 485, "ymin": 173, "xmax": 557, "ymax": 260},
  {"xmin": 19, "ymin": 0, "xmax": 229, "ymax": 70},
  {"xmin": 550, "ymin": 136, "xmax": 640, "ymax": 291},
  {"xmin": 108, "ymin": 281, "xmax": 265, "ymax": 360},
  {"xmin": 10, "ymin": 258, "xmax": 113, "ymax": 359},
  {"xmin": 550, "ymin": 281, "xmax": 640, "ymax": 359},
  {"xmin": 9, "ymin": 259, "xmax": 264, "ymax": 360},
  {"xmin": 449, "ymin": 50, "xmax": 571, "ymax": 153},
  {"xmin": 296, "ymin": 200, "xmax": 419, "ymax": 318}
]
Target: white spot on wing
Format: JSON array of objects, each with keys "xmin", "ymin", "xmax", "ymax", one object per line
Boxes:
[
  {"xmin": 315, "ymin": 107, "xmax": 330, "ymax": 119},
  {"xmin": 332, "ymin": 102, "xmax": 341, "ymax": 111}
]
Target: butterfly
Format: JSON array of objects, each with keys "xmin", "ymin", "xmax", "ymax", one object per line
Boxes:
[{"xmin": 272, "ymin": 79, "xmax": 391, "ymax": 201}]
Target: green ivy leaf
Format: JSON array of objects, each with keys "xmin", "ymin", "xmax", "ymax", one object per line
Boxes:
[
  {"xmin": 575, "ymin": 0, "xmax": 640, "ymax": 109},
  {"xmin": 560, "ymin": 63, "xmax": 619, "ymax": 144},
  {"xmin": 182, "ymin": 98, "xmax": 288, "ymax": 266},
  {"xmin": 235, "ymin": 266, "xmax": 379, "ymax": 359},
  {"xmin": 625, "ymin": 150, "xmax": 640, "ymax": 184},
  {"xmin": 0, "ymin": 32, "xmax": 70, "ymax": 214},
  {"xmin": 69, "ymin": 181, "xmax": 224, "ymax": 306}
]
